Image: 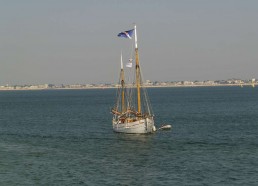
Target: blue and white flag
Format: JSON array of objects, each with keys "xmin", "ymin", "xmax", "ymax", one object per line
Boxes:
[{"xmin": 117, "ymin": 29, "xmax": 134, "ymax": 39}]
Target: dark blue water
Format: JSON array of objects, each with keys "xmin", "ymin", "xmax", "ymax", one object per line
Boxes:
[{"xmin": 0, "ymin": 87, "xmax": 258, "ymax": 185}]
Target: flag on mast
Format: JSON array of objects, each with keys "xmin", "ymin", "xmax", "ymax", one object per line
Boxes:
[
  {"xmin": 117, "ymin": 29, "xmax": 134, "ymax": 39},
  {"xmin": 126, "ymin": 62, "xmax": 132, "ymax": 68},
  {"xmin": 126, "ymin": 58, "xmax": 133, "ymax": 68}
]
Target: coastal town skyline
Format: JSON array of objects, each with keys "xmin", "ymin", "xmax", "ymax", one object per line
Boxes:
[{"xmin": 1, "ymin": 77, "xmax": 257, "ymax": 90}]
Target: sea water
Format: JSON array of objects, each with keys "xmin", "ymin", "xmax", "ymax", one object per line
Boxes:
[{"xmin": 0, "ymin": 87, "xmax": 258, "ymax": 185}]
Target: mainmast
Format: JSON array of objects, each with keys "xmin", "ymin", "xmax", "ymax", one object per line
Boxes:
[{"xmin": 134, "ymin": 24, "xmax": 141, "ymax": 114}]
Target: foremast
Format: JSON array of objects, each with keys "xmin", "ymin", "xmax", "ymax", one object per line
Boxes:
[{"xmin": 120, "ymin": 53, "xmax": 126, "ymax": 113}]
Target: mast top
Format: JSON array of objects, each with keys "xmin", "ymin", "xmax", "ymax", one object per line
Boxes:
[
  {"xmin": 134, "ymin": 24, "xmax": 138, "ymax": 49},
  {"xmin": 120, "ymin": 52, "xmax": 123, "ymax": 69}
]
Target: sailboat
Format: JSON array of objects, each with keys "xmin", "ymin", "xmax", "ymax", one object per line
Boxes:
[{"xmin": 111, "ymin": 25, "xmax": 156, "ymax": 134}]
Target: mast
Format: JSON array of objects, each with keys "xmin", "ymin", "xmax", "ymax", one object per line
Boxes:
[
  {"xmin": 134, "ymin": 24, "xmax": 141, "ymax": 114},
  {"xmin": 120, "ymin": 52, "xmax": 126, "ymax": 113}
]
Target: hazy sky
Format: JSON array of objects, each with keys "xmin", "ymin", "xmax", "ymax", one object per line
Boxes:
[{"xmin": 1, "ymin": 0, "xmax": 258, "ymax": 85}]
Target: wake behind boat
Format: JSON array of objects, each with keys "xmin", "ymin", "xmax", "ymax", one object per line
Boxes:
[{"xmin": 111, "ymin": 25, "xmax": 156, "ymax": 134}]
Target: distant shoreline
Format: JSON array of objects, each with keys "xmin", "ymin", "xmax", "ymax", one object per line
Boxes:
[{"xmin": 0, "ymin": 83, "xmax": 257, "ymax": 91}]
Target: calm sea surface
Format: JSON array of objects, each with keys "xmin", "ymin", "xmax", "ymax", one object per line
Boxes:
[{"xmin": 0, "ymin": 87, "xmax": 258, "ymax": 185}]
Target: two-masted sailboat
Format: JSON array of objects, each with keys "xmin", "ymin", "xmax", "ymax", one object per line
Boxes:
[{"xmin": 111, "ymin": 25, "xmax": 156, "ymax": 134}]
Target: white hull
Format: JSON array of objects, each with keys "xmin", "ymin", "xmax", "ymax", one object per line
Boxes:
[{"xmin": 113, "ymin": 118, "xmax": 155, "ymax": 134}]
